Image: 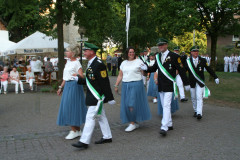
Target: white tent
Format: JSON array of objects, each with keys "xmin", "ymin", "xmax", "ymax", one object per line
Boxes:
[
  {"xmin": 0, "ymin": 38, "xmax": 16, "ymax": 56},
  {"xmin": 4, "ymin": 31, "xmax": 69, "ymax": 55}
]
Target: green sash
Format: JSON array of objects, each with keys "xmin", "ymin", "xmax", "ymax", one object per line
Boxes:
[
  {"xmin": 156, "ymin": 54, "xmax": 178, "ymax": 98},
  {"xmin": 139, "ymin": 56, "xmax": 150, "ymax": 66},
  {"xmin": 86, "ymin": 73, "xmax": 105, "ymax": 117},
  {"xmin": 186, "ymin": 58, "xmax": 210, "ymax": 98}
]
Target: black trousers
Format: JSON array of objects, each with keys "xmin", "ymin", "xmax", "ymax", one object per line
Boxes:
[
  {"xmin": 112, "ymin": 66, "xmax": 117, "ymax": 76},
  {"xmin": 107, "ymin": 63, "xmax": 111, "ymax": 71}
]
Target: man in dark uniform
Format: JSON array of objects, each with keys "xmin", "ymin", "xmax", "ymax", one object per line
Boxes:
[
  {"xmin": 173, "ymin": 46, "xmax": 188, "ymax": 102},
  {"xmin": 138, "ymin": 49, "xmax": 150, "ymax": 86},
  {"xmin": 139, "ymin": 49, "xmax": 150, "ymax": 63},
  {"xmin": 142, "ymin": 38, "xmax": 190, "ymax": 136},
  {"xmin": 181, "ymin": 51, "xmax": 188, "ymax": 65},
  {"xmin": 185, "ymin": 46, "xmax": 219, "ymax": 120},
  {"xmin": 71, "ymin": 42, "xmax": 116, "ymax": 150}
]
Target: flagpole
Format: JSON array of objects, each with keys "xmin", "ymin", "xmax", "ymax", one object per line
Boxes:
[
  {"xmin": 126, "ymin": 3, "xmax": 130, "ymax": 48},
  {"xmin": 127, "ymin": 31, "xmax": 128, "ymax": 48}
]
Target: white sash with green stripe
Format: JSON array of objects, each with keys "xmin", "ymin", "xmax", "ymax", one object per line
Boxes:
[
  {"xmin": 86, "ymin": 75, "xmax": 105, "ymax": 118},
  {"xmin": 139, "ymin": 56, "xmax": 150, "ymax": 66},
  {"xmin": 186, "ymin": 58, "xmax": 210, "ymax": 98},
  {"xmin": 156, "ymin": 54, "xmax": 178, "ymax": 98}
]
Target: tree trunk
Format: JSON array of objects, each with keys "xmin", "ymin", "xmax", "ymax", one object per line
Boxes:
[
  {"xmin": 56, "ymin": 0, "xmax": 64, "ymax": 82},
  {"xmin": 209, "ymin": 33, "xmax": 218, "ymax": 81}
]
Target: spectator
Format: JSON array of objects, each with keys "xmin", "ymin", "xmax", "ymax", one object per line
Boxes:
[
  {"xmin": 106, "ymin": 54, "xmax": 112, "ymax": 71},
  {"xmin": 45, "ymin": 58, "xmax": 54, "ymax": 73},
  {"xmin": 13, "ymin": 61, "xmax": 19, "ymax": 68},
  {"xmin": 27, "ymin": 56, "xmax": 32, "ymax": 65},
  {"xmin": 10, "ymin": 66, "xmax": 24, "ymax": 94},
  {"xmin": 0, "ymin": 66, "xmax": 9, "ymax": 94},
  {"xmin": 31, "ymin": 57, "xmax": 43, "ymax": 77},
  {"xmin": 19, "ymin": 60, "xmax": 26, "ymax": 67},
  {"xmin": 26, "ymin": 66, "xmax": 35, "ymax": 91},
  {"xmin": 13, "ymin": 56, "xmax": 17, "ymax": 64},
  {"xmin": 111, "ymin": 54, "xmax": 118, "ymax": 76},
  {"xmin": 117, "ymin": 55, "xmax": 123, "ymax": 71},
  {"xmin": 0, "ymin": 59, "xmax": 5, "ymax": 67},
  {"xmin": 19, "ymin": 57, "xmax": 23, "ymax": 64},
  {"xmin": 44, "ymin": 56, "xmax": 48, "ymax": 62},
  {"xmin": 45, "ymin": 58, "xmax": 54, "ymax": 82}
]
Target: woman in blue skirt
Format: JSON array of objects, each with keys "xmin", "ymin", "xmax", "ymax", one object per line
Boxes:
[
  {"xmin": 57, "ymin": 45, "xmax": 87, "ymax": 140},
  {"xmin": 114, "ymin": 47, "xmax": 151, "ymax": 132},
  {"xmin": 153, "ymin": 72, "xmax": 179, "ymax": 115},
  {"xmin": 147, "ymin": 53, "xmax": 158, "ymax": 103}
]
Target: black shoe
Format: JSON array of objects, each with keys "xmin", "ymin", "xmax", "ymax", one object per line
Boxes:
[
  {"xmin": 193, "ymin": 112, "xmax": 197, "ymax": 117},
  {"xmin": 197, "ymin": 114, "xmax": 202, "ymax": 120},
  {"xmin": 181, "ymin": 98, "xmax": 188, "ymax": 102},
  {"xmin": 159, "ymin": 129, "xmax": 167, "ymax": 136},
  {"xmin": 72, "ymin": 142, "xmax": 88, "ymax": 149},
  {"xmin": 168, "ymin": 126, "xmax": 173, "ymax": 131},
  {"xmin": 95, "ymin": 138, "xmax": 112, "ymax": 144}
]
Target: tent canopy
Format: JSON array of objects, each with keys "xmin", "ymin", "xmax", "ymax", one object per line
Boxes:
[
  {"xmin": 0, "ymin": 38, "xmax": 16, "ymax": 56},
  {"xmin": 4, "ymin": 31, "xmax": 69, "ymax": 55}
]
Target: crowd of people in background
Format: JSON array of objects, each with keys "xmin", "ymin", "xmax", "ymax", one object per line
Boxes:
[
  {"xmin": 106, "ymin": 54, "xmax": 123, "ymax": 76},
  {"xmin": 0, "ymin": 55, "xmax": 58, "ymax": 94},
  {"xmin": 224, "ymin": 54, "xmax": 240, "ymax": 73}
]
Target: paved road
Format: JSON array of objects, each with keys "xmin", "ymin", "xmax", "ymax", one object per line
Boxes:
[{"xmin": 0, "ymin": 77, "xmax": 240, "ymax": 160}]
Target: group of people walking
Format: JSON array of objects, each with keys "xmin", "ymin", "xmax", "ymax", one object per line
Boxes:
[
  {"xmin": 224, "ymin": 54, "xmax": 240, "ymax": 73},
  {"xmin": 56, "ymin": 39, "xmax": 219, "ymax": 150}
]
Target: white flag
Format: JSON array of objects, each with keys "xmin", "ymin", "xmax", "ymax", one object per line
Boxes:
[{"xmin": 126, "ymin": 3, "xmax": 130, "ymax": 32}]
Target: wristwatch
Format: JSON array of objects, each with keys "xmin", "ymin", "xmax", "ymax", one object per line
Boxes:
[{"xmin": 58, "ymin": 86, "xmax": 62, "ymax": 89}]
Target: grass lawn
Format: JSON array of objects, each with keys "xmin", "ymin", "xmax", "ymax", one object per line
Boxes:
[{"xmin": 186, "ymin": 72, "xmax": 240, "ymax": 108}]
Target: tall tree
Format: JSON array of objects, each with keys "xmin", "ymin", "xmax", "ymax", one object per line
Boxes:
[
  {"xmin": 155, "ymin": 0, "xmax": 240, "ymax": 73},
  {"xmin": 56, "ymin": 0, "xmax": 64, "ymax": 81},
  {"xmin": 194, "ymin": 0, "xmax": 240, "ymax": 72},
  {"xmin": 0, "ymin": 0, "xmax": 49, "ymax": 42},
  {"xmin": 40, "ymin": 0, "xmax": 73, "ymax": 81}
]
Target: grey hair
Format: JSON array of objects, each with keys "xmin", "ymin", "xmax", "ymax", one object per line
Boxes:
[
  {"xmin": 66, "ymin": 44, "xmax": 80, "ymax": 57},
  {"xmin": 4, "ymin": 66, "xmax": 8, "ymax": 69},
  {"xmin": 27, "ymin": 65, "xmax": 31, "ymax": 69}
]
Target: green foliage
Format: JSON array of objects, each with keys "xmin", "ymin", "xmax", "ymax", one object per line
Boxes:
[
  {"xmin": 172, "ymin": 31, "xmax": 207, "ymax": 55},
  {"xmin": 0, "ymin": 0, "xmax": 50, "ymax": 42},
  {"xmin": 51, "ymin": 81, "xmax": 59, "ymax": 91},
  {"xmin": 40, "ymin": 88, "xmax": 51, "ymax": 92}
]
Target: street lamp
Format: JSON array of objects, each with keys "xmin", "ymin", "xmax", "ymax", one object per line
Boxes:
[{"xmin": 78, "ymin": 26, "xmax": 86, "ymax": 64}]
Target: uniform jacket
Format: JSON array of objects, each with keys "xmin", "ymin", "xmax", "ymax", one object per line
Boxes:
[
  {"xmin": 146, "ymin": 51, "xmax": 189, "ymax": 92},
  {"xmin": 77, "ymin": 57, "xmax": 114, "ymax": 106},
  {"xmin": 185, "ymin": 56, "xmax": 218, "ymax": 88}
]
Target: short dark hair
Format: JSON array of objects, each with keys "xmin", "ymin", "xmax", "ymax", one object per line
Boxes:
[
  {"xmin": 47, "ymin": 58, "xmax": 50, "ymax": 61},
  {"xmin": 125, "ymin": 46, "xmax": 136, "ymax": 60}
]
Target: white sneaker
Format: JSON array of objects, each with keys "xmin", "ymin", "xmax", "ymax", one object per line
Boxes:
[
  {"xmin": 125, "ymin": 123, "xmax": 139, "ymax": 132},
  {"xmin": 4, "ymin": 92, "xmax": 7, "ymax": 95},
  {"xmin": 153, "ymin": 98, "xmax": 157, "ymax": 104},
  {"xmin": 21, "ymin": 91, "xmax": 24, "ymax": 94},
  {"xmin": 65, "ymin": 130, "xmax": 81, "ymax": 140}
]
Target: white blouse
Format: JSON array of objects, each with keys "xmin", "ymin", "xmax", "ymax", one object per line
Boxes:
[
  {"xmin": 120, "ymin": 59, "xmax": 144, "ymax": 82},
  {"xmin": 149, "ymin": 60, "xmax": 155, "ymax": 67},
  {"xmin": 63, "ymin": 60, "xmax": 82, "ymax": 81}
]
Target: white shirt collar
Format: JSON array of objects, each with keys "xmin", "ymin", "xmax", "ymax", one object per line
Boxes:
[
  {"xmin": 88, "ymin": 56, "xmax": 97, "ymax": 67},
  {"xmin": 162, "ymin": 49, "xmax": 169, "ymax": 55},
  {"xmin": 192, "ymin": 57, "xmax": 199, "ymax": 61},
  {"xmin": 161, "ymin": 49, "xmax": 169, "ymax": 63}
]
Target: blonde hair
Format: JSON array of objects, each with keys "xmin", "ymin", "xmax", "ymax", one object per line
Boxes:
[
  {"xmin": 27, "ymin": 65, "xmax": 31, "ymax": 69},
  {"xmin": 66, "ymin": 44, "xmax": 80, "ymax": 57}
]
